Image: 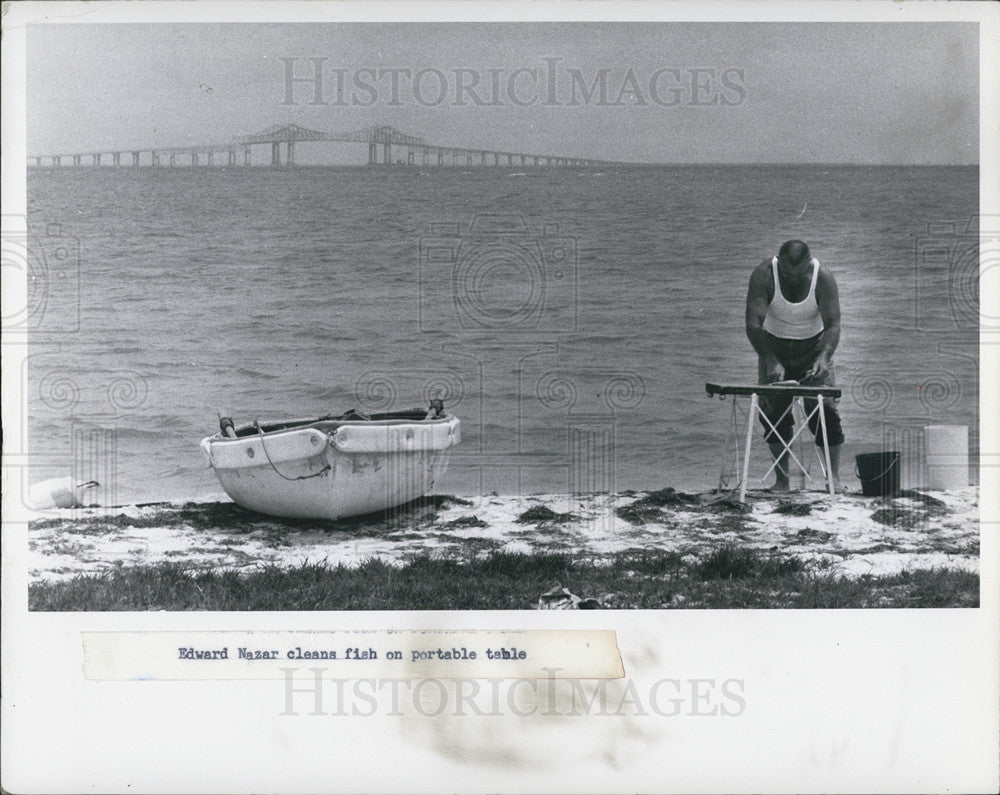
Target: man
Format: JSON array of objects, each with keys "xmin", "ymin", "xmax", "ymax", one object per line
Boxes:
[{"xmin": 745, "ymin": 239, "xmax": 844, "ymax": 491}]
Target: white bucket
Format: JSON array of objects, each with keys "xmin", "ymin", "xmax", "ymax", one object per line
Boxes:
[
  {"xmin": 29, "ymin": 478, "xmax": 99, "ymax": 509},
  {"xmin": 924, "ymin": 425, "xmax": 968, "ymax": 490}
]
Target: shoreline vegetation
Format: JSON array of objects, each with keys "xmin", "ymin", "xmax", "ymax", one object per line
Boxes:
[{"xmin": 27, "ymin": 487, "xmax": 979, "ymax": 611}]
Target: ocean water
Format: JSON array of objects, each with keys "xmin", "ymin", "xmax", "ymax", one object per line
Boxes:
[{"xmin": 25, "ymin": 164, "xmax": 979, "ymax": 504}]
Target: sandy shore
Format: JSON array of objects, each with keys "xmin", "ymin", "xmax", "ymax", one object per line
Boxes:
[{"xmin": 26, "ymin": 486, "xmax": 979, "ymax": 584}]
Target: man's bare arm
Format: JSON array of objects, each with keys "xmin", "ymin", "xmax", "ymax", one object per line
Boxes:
[
  {"xmin": 805, "ymin": 269, "xmax": 841, "ymax": 381},
  {"xmin": 817, "ymin": 269, "xmax": 841, "ymax": 357},
  {"xmin": 745, "ymin": 261, "xmax": 781, "ymax": 379}
]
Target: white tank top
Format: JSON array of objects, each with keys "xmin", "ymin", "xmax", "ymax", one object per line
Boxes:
[{"xmin": 762, "ymin": 256, "xmax": 824, "ymax": 339}]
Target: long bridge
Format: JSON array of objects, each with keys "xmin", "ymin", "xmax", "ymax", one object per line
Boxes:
[{"xmin": 28, "ymin": 123, "xmax": 628, "ymax": 168}]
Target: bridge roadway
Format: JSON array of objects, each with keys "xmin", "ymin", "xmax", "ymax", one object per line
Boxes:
[{"xmin": 28, "ymin": 123, "xmax": 628, "ymax": 168}]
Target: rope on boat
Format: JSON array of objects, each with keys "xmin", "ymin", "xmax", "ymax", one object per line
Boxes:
[{"xmin": 254, "ymin": 420, "xmax": 331, "ymax": 481}]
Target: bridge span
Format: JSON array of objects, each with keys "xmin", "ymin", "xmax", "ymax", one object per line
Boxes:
[{"xmin": 29, "ymin": 123, "xmax": 629, "ymax": 168}]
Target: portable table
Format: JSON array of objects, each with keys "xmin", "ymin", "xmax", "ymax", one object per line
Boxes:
[{"xmin": 705, "ymin": 382, "xmax": 842, "ymax": 500}]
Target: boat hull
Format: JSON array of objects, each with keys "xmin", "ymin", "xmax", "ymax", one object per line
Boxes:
[{"xmin": 200, "ymin": 415, "xmax": 460, "ymax": 520}]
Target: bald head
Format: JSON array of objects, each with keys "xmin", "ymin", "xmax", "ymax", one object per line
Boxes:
[{"xmin": 778, "ymin": 240, "xmax": 811, "ymax": 266}]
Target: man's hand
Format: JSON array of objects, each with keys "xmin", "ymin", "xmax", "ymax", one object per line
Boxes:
[
  {"xmin": 804, "ymin": 355, "xmax": 830, "ymax": 385},
  {"xmin": 764, "ymin": 356, "xmax": 784, "ymax": 384}
]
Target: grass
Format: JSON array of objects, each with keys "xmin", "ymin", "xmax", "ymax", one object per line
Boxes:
[{"xmin": 28, "ymin": 544, "xmax": 979, "ymax": 611}]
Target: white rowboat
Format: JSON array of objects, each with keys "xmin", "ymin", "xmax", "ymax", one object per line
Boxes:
[{"xmin": 200, "ymin": 408, "xmax": 460, "ymax": 520}]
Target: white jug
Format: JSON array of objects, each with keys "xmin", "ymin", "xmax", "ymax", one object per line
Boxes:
[{"xmin": 29, "ymin": 478, "xmax": 99, "ymax": 509}]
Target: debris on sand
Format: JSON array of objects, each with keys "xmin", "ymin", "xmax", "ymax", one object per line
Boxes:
[
  {"xmin": 515, "ymin": 505, "xmax": 576, "ymax": 525},
  {"xmin": 615, "ymin": 486, "xmax": 701, "ymax": 524},
  {"xmin": 794, "ymin": 527, "xmax": 835, "ymax": 543},
  {"xmin": 615, "ymin": 503, "xmax": 664, "ymax": 525},
  {"xmin": 703, "ymin": 496, "xmax": 753, "ymax": 514},
  {"xmin": 888, "ymin": 490, "xmax": 948, "ymax": 513},
  {"xmin": 443, "ymin": 515, "xmax": 489, "ymax": 529},
  {"xmin": 870, "ymin": 507, "xmax": 929, "ymax": 530},
  {"xmin": 638, "ymin": 487, "xmax": 700, "ymax": 508},
  {"xmin": 774, "ymin": 500, "xmax": 814, "ymax": 516}
]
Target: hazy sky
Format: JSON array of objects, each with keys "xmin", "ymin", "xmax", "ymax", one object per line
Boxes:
[{"xmin": 27, "ymin": 22, "xmax": 978, "ymax": 165}]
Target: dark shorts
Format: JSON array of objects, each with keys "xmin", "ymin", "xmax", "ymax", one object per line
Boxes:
[{"xmin": 758, "ymin": 332, "xmax": 845, "ymax": 447}]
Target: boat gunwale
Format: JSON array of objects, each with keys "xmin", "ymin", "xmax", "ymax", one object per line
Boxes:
[{"xmin": 202, "ymin": 412, "xmax": 459, "ymax": 446}]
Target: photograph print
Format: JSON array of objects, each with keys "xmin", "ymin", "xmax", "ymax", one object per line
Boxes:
[{"xmin": 17, "ymin": 18, "xmax": 983, "ymax": 611}]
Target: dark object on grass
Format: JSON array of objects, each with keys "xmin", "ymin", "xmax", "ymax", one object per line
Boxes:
[
  {"xmin": 774, "ymin": 500, "xmax": 814, "ymax": 516},
  {"xmin": 537, "ymin": 583, "xmax": 601, "ymax": 609},
  {"xmin": 516, "ymin": 505, "xmax": 576, "ymax": 524}
]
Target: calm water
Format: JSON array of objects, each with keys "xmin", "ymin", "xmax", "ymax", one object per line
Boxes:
[{"xmin": 26, "ymin": 165, "xmax": 979, "ymax": 504}]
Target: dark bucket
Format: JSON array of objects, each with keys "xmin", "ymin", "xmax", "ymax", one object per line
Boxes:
[{"xmin": 855, "ymin": 451, "xmax": 901, "ymax": 497}]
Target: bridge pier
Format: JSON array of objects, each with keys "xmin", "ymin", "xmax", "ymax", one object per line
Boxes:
[
  {"xmin": 244, "ymin": 147, "xmax": 251, "ymax": 165},
  {"xmin": 132, "ymin": 151, "xmax": 140, "ymax": 166},
  {"xmin": 152, "ymin": 152, "xmax": 159, "ymax": 166},
  {"xmin": 169, "ymin": 154, "xmax": 175, "ymax": 166},
  {"xmin": 228, "ymin": 149, "xmax": 236, "ymax": 166},
  {"xmin": 207, "ymin": 152, "xmax": 214, "ymax": 166},
  {"xmin": 368, "ymin": 142, "xmax": 377, "ymax": 165},
  {"xmin": 72, "ymin": 155, "xmax": 80, "ymax": 166},
  {"xmin": 54, "ymin": 156, "xmax": 61, "ymax": 166},
  {"xmin": 437, "ymin": 151, "xmax": 443, "ymax": 166},
  {"xmin": 382, "ymin": 143, "xmax": 390, "ymax": 165},
  {"xmin": 423, "ymin": 149, "xmax": 428, "ymax": 165},
  {"xmin": 192, "ymin": 153, "xmax": 199, "ymax": 166},
  {"xmin": 287, "ymin": 141, "xmax": 295, "ymax": 166},
  {"xmin": 407, "ymin": 150, "xmax": 414, "ymax": 166},
  {"xmin": 93, "ymin": 154, "xmax": 101, "ymax": 166},
  {"xmin": 271, "ymin": 141, "xmax": 281, "ymax": 166}
]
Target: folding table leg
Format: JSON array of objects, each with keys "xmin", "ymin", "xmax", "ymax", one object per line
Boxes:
[
  {"xmin": 740, "ymin": 393, "xmax": 758, "ymax": 501},
  {"xmin": 817, "ymin": 395, "xmax": 834, "ymax": 495}
]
